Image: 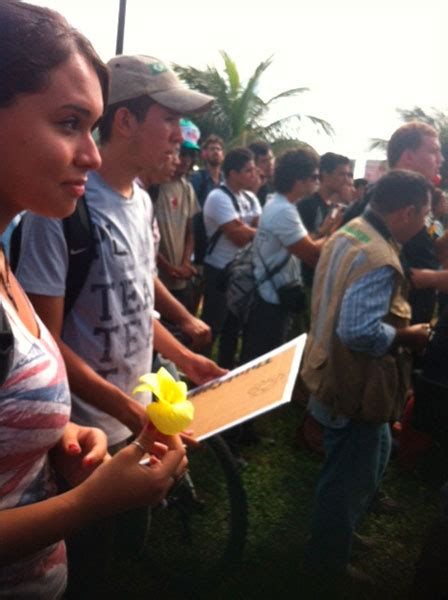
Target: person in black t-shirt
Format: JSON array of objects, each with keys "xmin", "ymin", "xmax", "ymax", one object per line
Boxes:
[
  {"xmin": 248, "ymin": 141, "xmax": 276, "ymax": 207},
  {"xmin": 298, "ymin": 152, "xmax": 349, "ymax": 287}
]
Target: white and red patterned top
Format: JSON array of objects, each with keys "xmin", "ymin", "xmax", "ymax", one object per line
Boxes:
[{"xmin": 0, "ymin": 299, "xmax": 71, "ymax": 599}]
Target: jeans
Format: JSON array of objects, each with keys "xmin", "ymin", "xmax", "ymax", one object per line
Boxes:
[{"xmin": 304, "ymin": 419, "xmax": 392, "ymax": 571}]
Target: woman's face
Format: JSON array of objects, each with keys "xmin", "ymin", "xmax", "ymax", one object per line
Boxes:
[{"xmin": 0, "ymin": 53, "xmax": 103, "ymax": 227}]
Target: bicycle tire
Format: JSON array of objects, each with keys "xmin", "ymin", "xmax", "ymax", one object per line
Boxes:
[{"xmin": 144, "ymin": 433, "xmax": 248, "ymax": 586}]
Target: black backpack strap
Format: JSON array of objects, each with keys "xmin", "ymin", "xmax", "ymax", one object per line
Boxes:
[
  {"xmin": 219, "ymin": 185, "xmax": 241, "ymax": 213},
  {"xmin": 62, "ymin": 195, "xmax": 95, "ymax": 318},
  {"xmin": 10, "ymin": 200, "xmax": 94, "ymax": 318},
  {"xmin": 257, "ymin": 248, "xmax": 291, "ymax": 285},
  {"xmin": 0, "ymin": 302, "xmax": 13, "ymax": 387},
  {"xmin": 198, "ymin": 169, "xmax": 209, "ymax": 207},
  {"xmin": 205, "ymin": 185, "xmax": 241, "ymax": 256},
  {"xmin": 9, "ymin": 218, "xmax": 24, "ymax": 273},
  {"xmin": 242, "ymin": 190, "xmax": 256, "ymax": 211}
]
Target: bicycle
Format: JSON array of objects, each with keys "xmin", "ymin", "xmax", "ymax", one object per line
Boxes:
[{"xmin": 142, "ymin": 432, "xmax": 248, "ymax": 587}]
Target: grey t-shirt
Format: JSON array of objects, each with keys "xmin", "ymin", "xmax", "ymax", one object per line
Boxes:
[
  {"xmin": 16, "ymin": 171, "xmax": 155, "ymax": 445},
  {"xmin": 253, "ymin": 192, "xmax": 308, "ymax": 305}
]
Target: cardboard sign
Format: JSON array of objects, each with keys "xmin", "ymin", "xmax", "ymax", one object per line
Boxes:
[{"xmin": 188, "ymin": 334, "xmax": 307, "ymax": 441}]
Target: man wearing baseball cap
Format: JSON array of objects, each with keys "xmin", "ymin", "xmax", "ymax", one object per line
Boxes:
[
  {"xmin": 15, "ymin": 54, "xmax": 224, "ymax": 591},
  {"xmin": 17, "ymin": 56, "xmax": 225, "ymax": 588},
  {"xmin": 18, "ymin": 52, "xmax": 219, "ymax": 446}
]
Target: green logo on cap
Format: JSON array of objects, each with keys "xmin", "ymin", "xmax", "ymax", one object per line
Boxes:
[{"xmin": 149, "ymin": 62, "xmax": 168, "ymax": 76}]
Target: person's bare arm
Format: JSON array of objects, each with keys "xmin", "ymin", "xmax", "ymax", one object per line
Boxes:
[
  {"xmin": 154, "ymin": 277, "xmax": 211, "ymax": 350},
  {"xmin": 0, "ymin": 425, "xmax": 186, "ymax": 565},
  {"xmin": 157, "ymin": 253, "xmax": 183, "ymax": 279},
  {"xmin": 153, "ymin": 319, "xmax": 227, "ymax": 384},
  {"xmin": 410, "ymin": 269, "xmax": 448, "ymax": 294},
  {"xmin": 27, "ymin": 294, "xmax": 147, "ymax": 435},
  {"xmin": 435, "ymin": 231, "xmax": 448, "ymax": 263},
  {"xmin": 180, "ymin": 218, "xmax": 196, "ymax": 274},
  {"xmin": 394, "ymin": 323, "xmax": 431, "ymax": 353},
  {"xmin": 220, "ymin": 219, "xmax": 257, "ymax": 247},
  {"xmin": 287, "ymin": 235, "xmax": 325, "ymax": 268}
]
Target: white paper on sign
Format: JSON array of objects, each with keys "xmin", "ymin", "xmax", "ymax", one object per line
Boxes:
[{"xmin": 187, "ymin": 334, "xmax": 307, "ymax": 441}]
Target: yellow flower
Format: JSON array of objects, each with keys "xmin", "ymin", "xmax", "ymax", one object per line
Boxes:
[{"xmin": 133, "ymin": 366, "xmax": 194, "ymax": 435}]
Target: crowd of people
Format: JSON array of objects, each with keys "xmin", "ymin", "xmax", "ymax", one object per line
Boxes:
[{"xmin": 1, "ymin": 1, "xmax": 448, "ymax": 598}]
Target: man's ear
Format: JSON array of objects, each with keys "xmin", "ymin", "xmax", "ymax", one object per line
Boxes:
[
  {"xmin": 398, "ymin": 149, "xmax": 415, "ymax": 170},
  {"xmin": 397, "ymin": 203, "xmax": 416, "ymax": 228},
  {"xmin": 113, "ymin": 106, "xmax": 138, "ymax": 138}
]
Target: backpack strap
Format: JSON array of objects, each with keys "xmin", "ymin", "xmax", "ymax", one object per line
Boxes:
[
  {"xmin": 10, "ymin": 197, "xmax": 94, "ymax": 319},
  {"xmin": 62, "ymin": 195, "xmax": 95, "ymax": 318},
  {"xmin": 242, "ymin": 190, "xmax": 256, "ymax": 211},
  {"xmin": 9, "ymin": 219, "xmax": 24, "ymax": 273},
  {"xmin": 257, "ymin": 247, "xmax": 291, "ymax": 285},
  {"xmin": 206, "ymin": 185, "xmax": 242, "ymax": 256},
  {"xmin": 198, "ymin": 169, "xmax": 209, "ymax": 207},
  {"xmin": 0, "ymin": 287, "xmax": 14, "ymax": 387}
]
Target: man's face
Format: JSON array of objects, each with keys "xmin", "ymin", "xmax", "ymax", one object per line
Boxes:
[
  {"xmin": 256, "ymin": 150, "xmax": 275, "ymax": 180},
  {"xmin": 396, "ymin": 195, "xmax": 431, "ymax": 244},
  {"xmin": 132, "ymin": 103, "xmax": 183, "ymax": 172},
  {"xmin": 176, "ymin": 150, "xmax": 196, "ymax": 177},
  {"xmin": 321, "ymin": 163, "xmax": 352, "ymax": 194},
  {"xmin": 233, "ymin": 160, "xmax": 258, "ymax": 191},
  {"xmin": 405, "ymin": 135, "xmax": 443, "ymax": 182},
  {"xmin": 203, "ymin": 143, "xmax": 224, "ymax": 168}
]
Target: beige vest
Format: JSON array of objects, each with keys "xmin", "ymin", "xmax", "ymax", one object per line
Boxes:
[{"xmin": 301, "ymin": 216, "xmax": 412, "ymax": 423}]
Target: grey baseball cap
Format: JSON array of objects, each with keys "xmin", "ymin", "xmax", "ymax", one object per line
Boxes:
[{"xmin": 107, "ymin": 55, "xmax": 214, "ymax": 113}]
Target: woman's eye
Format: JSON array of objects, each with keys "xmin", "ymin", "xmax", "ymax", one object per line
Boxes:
[{"xmin": 60, "ymin": 117, "xmax": 80, "ymax": 131}]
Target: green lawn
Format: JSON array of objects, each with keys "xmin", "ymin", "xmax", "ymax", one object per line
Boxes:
[{"xmin": 106, "ymin": 403, "xmax": 443, "ymax": 599}]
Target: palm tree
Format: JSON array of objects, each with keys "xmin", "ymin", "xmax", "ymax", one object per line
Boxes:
[{"xmin": 174, "ymin": 52, "xmax": 333, "ymax": 148}]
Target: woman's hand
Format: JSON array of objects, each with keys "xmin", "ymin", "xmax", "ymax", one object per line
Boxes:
[
  {"xmin": 74, "ymin": 424, "xmax": 188, "ymax": 517},
  {"xmin": 50, "ymin": 422, "xmax": 109, "ymax": 487}
]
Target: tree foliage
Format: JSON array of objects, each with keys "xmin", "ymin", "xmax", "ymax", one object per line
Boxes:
[{"xmin": 174, "ymin": 52, "xmax": 333, "ymax": 149}]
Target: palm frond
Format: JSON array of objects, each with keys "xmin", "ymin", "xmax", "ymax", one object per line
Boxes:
[
  {"xmin": 174, "ymin": 53, "xmax": 332, "ymax": 147},
  {"xmin": 219, "ymin": 51, "xmax": 240, "ymax": 99},
  {"xmin": 264, "ymin": 87, "xmax": 309, "ymax": 105},
  {"xmin": 368, "ymin": 138, "xmax": 388, "ymax": 152},
  {"xmin": 233, "ymin": 56, "xmax": 274, "ymax": 135},
  {"xmin": 264, "ymin": 114, "xmax": 334, "ymax": 140}
]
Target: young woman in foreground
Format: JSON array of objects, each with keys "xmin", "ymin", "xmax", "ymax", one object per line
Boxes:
[{"xmin": 0, "ymin": 2, "xmax": 186, "ymax": 597}]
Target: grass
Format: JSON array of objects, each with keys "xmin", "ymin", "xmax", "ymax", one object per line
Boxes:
[{"xmin": 105, "ymin": 402, "xmax": 443, "ymax": 599}]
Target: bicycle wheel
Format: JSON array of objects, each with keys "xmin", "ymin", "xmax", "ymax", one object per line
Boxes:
[{"xmin": 144, "ymin": 434, "xmax": 248, "ymax": 586}]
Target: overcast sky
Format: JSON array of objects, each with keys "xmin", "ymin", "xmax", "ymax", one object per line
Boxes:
[{"xmin": 31, "ymin": 0, "xmax": 448, "ymax": 174}]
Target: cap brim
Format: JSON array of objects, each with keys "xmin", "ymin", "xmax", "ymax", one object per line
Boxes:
[
  {"xmin": 182, "ymin": 141, "xmax": 200, "ymax": 150},
  {"xmin": 151, "ymin": 87, "xmax": 214, "ymax": 114}
]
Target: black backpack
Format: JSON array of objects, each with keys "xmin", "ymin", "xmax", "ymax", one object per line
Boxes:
[
  {"xmin": 10, "ymin": 195, "xmax": 95, "ymax": 319},
  {"xmin": 192, "ymin": 170, "xmax": 217, "ymax": 266}
]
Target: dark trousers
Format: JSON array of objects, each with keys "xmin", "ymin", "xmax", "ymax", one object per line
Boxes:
[
  {"xmin": 241, "ymin": 292, "xmax": 292, "ymax": 364},
  {"xmin": 65, "ymin": 439, "xmax": 150, "ymax": 599},
  {"xmin": 201, "ymin": 263, "xmax": 228, "ymax": 343},
  {"xmin": 201, "ymin": 263, "xmax": 241, "ymax": 368}
]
